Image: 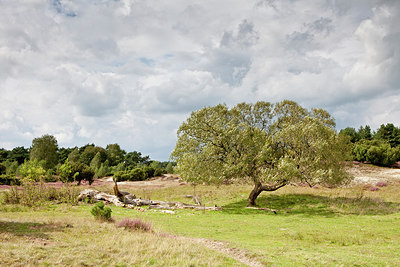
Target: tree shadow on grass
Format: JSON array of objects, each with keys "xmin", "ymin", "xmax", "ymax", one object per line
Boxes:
[
  {"xmin": 0, "ymin": 221, "xmax": 68, "ymax": 239},
  {"xmin": 222, "ymin": 194, "xmax": 400, "ymax": 216}
]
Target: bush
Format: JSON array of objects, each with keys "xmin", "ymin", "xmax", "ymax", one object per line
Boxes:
[
  {"xmin": 45, "ymin": 169, "xmax": 58, "ymax": 182},
  {"xmin": 18, "ymin": 159, "xmax": 46, "ymax": 183},
  {"xmin": 0, "ymin": 182, "xmax": 80, "ymax": 206},
  {"xmin": 114, "ymin": 168, "xmax": 146, "ymax": 181},
  {"xmin": 117, "ymin": 218, "xmax": 152, "ymax": 232},
  {"xmin": 0, "ymin": 163, "xmax": 6, "ymax": 175},
  {"xmin": 153, "ymin": 168, "xmax": 164, "ymax": 177},
  {"xmin": 0, "ymin": 174, "xmax": 20, "ymax": 185},
  {"xmin": 91, "ymin": 201, "xmax": 112, "ymax": 221},
  {"xmin": 60, "ymin": 162, "xmax": 94, "ymax": 185},
  {"xmin": 353, "ymin": 140, "xmax": 400, "ymax": 166}
]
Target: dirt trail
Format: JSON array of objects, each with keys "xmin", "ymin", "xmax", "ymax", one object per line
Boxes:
[{"xmin": 169, "ymin": 235, "xmax": 264, "ymax": 267}]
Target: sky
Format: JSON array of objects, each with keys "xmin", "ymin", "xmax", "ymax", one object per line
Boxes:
[{"xmin": 1, "ymin": 0, "xmax": 399, "ymax": 160}]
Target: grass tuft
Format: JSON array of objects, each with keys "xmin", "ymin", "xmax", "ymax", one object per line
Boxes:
[{"xmin": 117, "ymin": 218, "xmax": 153, "ymax": 232}]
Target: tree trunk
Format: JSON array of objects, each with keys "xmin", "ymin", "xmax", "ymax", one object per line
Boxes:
[
  {"xmin": 247, "ymin": 181, "xmax": 287, "ymax": 207},
  {"xmin": 248, "ymin": 182, "xmax": 263, "ymax": 206}
]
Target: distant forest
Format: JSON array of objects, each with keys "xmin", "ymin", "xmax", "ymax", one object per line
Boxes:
[
  {"xmin": 0, "ymin": 135, "xmax": 175, "ymax": 185},
  {"xmin": 1, "ymin": 123, "xmax": 399, "ymax": 185},
  {"xmin": 340, "ymin": 123, "xmax": 400, "ymax": 166}
]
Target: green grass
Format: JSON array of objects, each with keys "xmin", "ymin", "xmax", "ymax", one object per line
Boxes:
[{"xmin": 1, "ymin": 182, "xmax": 400, "ymax": 266}]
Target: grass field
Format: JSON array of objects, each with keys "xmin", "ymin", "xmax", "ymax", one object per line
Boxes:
[{"xmin": 1, "ymin": 165, "xmax": 400, "ymax": 266}]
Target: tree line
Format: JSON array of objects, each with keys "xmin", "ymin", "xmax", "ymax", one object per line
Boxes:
[
  {"xmin": 0, "ymin": 135, "xmax": 175, "ymax": 185},
  {"xmin": 340, "ymin": 123, "xmax": 400, "ymax": 166}
]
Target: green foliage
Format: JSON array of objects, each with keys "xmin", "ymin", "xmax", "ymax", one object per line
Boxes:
[
  {"xmin": 124, "ymin": 151, "xmax": 150, "ymax": 166},
  {"xmin": 1, "ymin": 182, "xmax": 79, "ymax": 206},
  {"xmin": 339, "ymin": 127, "xmax": 359, "ymax": 143},
  {"xmin": 358, "ymin": 125, "xmax": 373, "ymax": 140},
  {"xmin": 80, "ymin": 145, "xmax": 106, "ymax": 166},
  {"xmin": 172, "ymin": 101, "xmax": 352, "ymax": 204},
  {"xmin": 30, "ymin": 134, "xmax": 59, "ymax": 170},
  {"xmin": 67, "ymin": 148, "xmax": 80, "ymax": 163},
  {"xmin": 71, "ymin": 162, "xmax": 94, "ymax": 185},
  {"xmin": 0, "ymin": 163, "xmax": 6, "ymax": 175},
  {"xmin": 114, "ymin": 168, "xmax": 146, "ymax": 181},
  {"xmin": 4, "ymin": 160, "xmax": 19, "ymax": 175},
  {"xmin": 375, "ymin": 123, "xmax": 400, "ymax": 147},
  {"xmin": 45, "ymin": 169, "xmax": 57, "ymax": 182},
  {"xmin": 90, "ymin": 201, "xmax": 112, "ymax": 221},
  {"xmin": 95, "ymin": 161, "xmax": 112, "ymax": 178},
  {"xmin": 142, "ymin": 165, "xmax": 155, "ymax": 178},
  {"xmin": 18, "ymin": 159, "xmax": 46, "ymax": 183},
  {"xmin": 8, "ymin": 146, "xmax": 29, "ymax": 164},
  {"xmin": 57, "ymin": 147, "xmax": 75, "ymax": 164},
  {"xmin": 58, "ymin": 160, "xmax": 94, "ymax": 185},
  {"xmin": 0, "ymin": 174, "xmax": 20, "ymax": 185},
  {"xmin": 106, "ymin": 144, "xmax": 126, "ymax": 166},
  {"xmin": 165, "ymin": 162, "xmax": 175, "ymax": 174},
  {"xmin": 59, "ymin": 159, "xmax": 73, "ymax": 183},
  {"xmin": 0, "ymin": 148, "xmax": 9, "ymax": 162},
  {"xmin": 112, "ymin": 162, "xmax": 126, "ymax": 173},
  {"xmin": 353, "ymin": 140, "xmax": 400, "ymax": 166},
  {"xmin": 90, "ymin": 152, "xmax": 103, "ymax": 170},
  {"xmin": 268, "ymin": 116, "xmax": 353, "ymax": 187}
]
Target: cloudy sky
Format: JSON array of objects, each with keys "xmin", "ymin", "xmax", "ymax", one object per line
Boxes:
[{"xmin": 1, "ymin": 0, "xmax": 399, "ymax": 160}]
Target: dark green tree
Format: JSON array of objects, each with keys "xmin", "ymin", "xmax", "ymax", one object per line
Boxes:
[
  {"xmin": 68, "ymin": 148, "xmax": 80, "ymax": 163},
  {"xmin": 58, "ymin": 147, "xmax": 75, "ymax": 164},
  {"xmin": 375, "ymin": 123, "xmax": 400, "ymax": 147},
  {"xmin": 0, "ymin": 148, "xmax": 9, "ymax": 162},
  {"xmin": 124, "ymin": 151, "xmax": 150, "ymax": 166},
  {"xmin": 339, "ymin": 127, "xmax": 360, "ymax": 143},
  {"xmin": 30, "ymin": 135, "xmax": 59, "ymax": 170},
  {"xmin": 7, "ymin": 146, "xmax": 29, "ymax": 164},
  {"xmin": 358, "ymin": 125, "xmax": 373, "ymax": 140},
  {"xmin": 106, "ymin": 144, "xmax": 126, "ymax": 166}
]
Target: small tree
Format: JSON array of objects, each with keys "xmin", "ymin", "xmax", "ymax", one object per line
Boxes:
[
  {"xmin": 172, "ymin": 101, "xmax": 352, "ymax": 206},
  {"xmin": 18, "ymin": 159, "xmax": 46, "ymax": 183},
  {"xmin": 91, "ymin": 201, "xmax": 112, "ymax": 221},
  {"xmin": 59, "ymin": 159, "xmax": 73, "ymax": 183},
  {"xmin": 30, "ymin": 135, "xmax": 59, "ymax": 170}
]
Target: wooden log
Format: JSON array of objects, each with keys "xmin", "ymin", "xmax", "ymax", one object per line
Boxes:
[
  {"xmin": 184, "ymin": 195, "xmax": 201, "ymax": 205},
  {"xmin": 77, "ymin": 190, "xmax": 222, "ymax": 211}
]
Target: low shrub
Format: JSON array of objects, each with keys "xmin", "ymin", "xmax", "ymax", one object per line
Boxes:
[
  {"xmin": 0, "ymin": 182, "xmax": 79, "ymax": 206},
  {"xmin": 114, "ymin": 168, "xmax": 146, "ymax": 181},
  {"xmin": 376, "ymin": 181, "xmax": 388, "ymax": 187},
  {"xmin": 0, "ymin": 174, "xmax": 20, "ymax": 185},
  {"xmin": 91, "ymin": 201, "xmax": 112, "ymax": 221},
  {"xmin": 117, "ymin": 218, "xmax": 152, "ymax": 232}
]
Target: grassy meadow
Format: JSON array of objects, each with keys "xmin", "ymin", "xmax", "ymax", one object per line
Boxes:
[{"xmin": 1, "ymin": 171, "xmax": 400, "ymax": 266}]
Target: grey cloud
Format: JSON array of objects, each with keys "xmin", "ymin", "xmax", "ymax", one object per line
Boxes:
[
  {"xmin": 286, "ymin": 17, "xmax": 333, "ymax": 54},
  {"xmin": 221, "ymin": 20, "xmax": 259, "ymax": 49},
  {"xmin": 203, "ymin": 20, "xmax": 258, "ymax": 86},
  {"xmin": 142, "ymin": 70, "xmax": 229, "ymax": 113},
  {"xmin": 72, "ymin": 77, "xmax": 123, "ymax": 117}
]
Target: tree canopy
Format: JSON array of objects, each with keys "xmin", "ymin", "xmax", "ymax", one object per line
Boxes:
[
  {"xmin": 30, "ymin": 135, "xmax": 58, "ymax": 170},
  {"xmin": 171, "ymin": 100, "xmax": 352, "ymax": 206}
]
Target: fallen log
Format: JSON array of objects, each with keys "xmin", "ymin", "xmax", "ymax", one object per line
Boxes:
[
  {"xmin": 77, "ymin": 189, "xmax": 221, "ymax": 211},
  {"xmin": 184, "ymin": 195, "xmax": 201, "ymax": 205}
]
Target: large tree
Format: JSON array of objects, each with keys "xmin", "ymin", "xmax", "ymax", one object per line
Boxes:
[
  {"xmin": 106, "ymin": 144, "xmax": 126, "ymax": 166},
  {"xmin": 171, "ymin": 100, "xmax": 352, "ymax": 206},
  {"xmin": 30, "ymin": 135, "xmax": 58, "ymax": 170}
]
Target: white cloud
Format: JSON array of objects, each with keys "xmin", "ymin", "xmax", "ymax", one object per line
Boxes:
[{"xmin": 0, "ymin": 0, "xmax": 399, "ymax": 160}]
